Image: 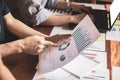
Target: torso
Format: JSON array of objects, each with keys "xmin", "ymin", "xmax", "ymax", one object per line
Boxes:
[{"xmin": 0, "ymin": 0, "xmax": 10, "ymax": 43}]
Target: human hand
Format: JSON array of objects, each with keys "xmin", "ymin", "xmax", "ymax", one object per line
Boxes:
[
  {"xmin": 72, "ymin": 12, "xmax": 87, "ymax": 24},
  {"xmin": 70, "ymin": 2, "xmax": 95, "ymax": 22},
  {"xmin": 22, "ymin": 35, "xmax": 57, "ymax": 55},
  {"xmin": 46, "ymin": 34, "xmax": 71, "ymax": 43},
  {"xmin": 70, "ymin": 2, "xmax": 93, "ymax": 14},
  {"xmin": 72, "ymin": 12, "xmax": 95, "ymax": 24}
]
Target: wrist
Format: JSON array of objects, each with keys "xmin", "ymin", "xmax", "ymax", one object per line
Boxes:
[
  {"xmin": 69, "ymin": 15, "xmax": 74, "ymax": 23},
  {"xmin": 0, "ymin": 40, "xmax": 24, "ymax": 57}
]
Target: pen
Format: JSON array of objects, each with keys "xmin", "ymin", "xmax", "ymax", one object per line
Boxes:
[
  {"xmin": 61, "ymin": 68, "xmax": 80, "ymax": 79},
  {"xmin": 83, "ymin": 76, "xmax": 99, "ymax": 80},
  {"xmin": 90, "ymin": 75, "xmax": 105, "ymax": 79}
]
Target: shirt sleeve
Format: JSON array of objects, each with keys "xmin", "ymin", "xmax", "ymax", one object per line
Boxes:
[
  {"xmin": 31, "ymin": 7, "xmax": 53, "ymax": 26},
  {"xmin": 47, "ymin": 0, "xmax": 60, "ymax": 8},
  {"xmin": 2, "ymin": 0, "xmax": 10, "ymax": 16}
]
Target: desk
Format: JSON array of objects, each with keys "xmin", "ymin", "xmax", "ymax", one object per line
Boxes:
[
  {"xmin": 106, "ymin": 40, "xmax": 120, "ymax": 80},
  {"xmin": 3, "ymin": 26, "xmax": 120, "ymax": 80}
]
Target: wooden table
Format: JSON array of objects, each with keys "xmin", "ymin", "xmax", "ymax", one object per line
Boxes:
[
  {"xmin": 106, "ymin": 40, "xmax": 120, "ymax": 80},
  {"xmin": 3, "ymin": 26, "xmax": 120, "ymax": 80}
]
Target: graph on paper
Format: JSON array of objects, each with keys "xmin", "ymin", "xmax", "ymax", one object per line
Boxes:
[{"xmin": 72, "ymin": 27, "xmax": 91, "ymax": 53}]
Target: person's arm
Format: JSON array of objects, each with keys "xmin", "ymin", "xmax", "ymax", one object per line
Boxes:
[
  {"xmin": 40, "ymin": 12, "xmax": 86, "ymax": 26},
  {"xmin": 0, "ymin": 35, "xmax": 57, "ymax": 80},
  {"xmin": 40, "ymin": 0, "xmax": 94, "ymax": 26},
  {"xmin": 3, "ymin": 12, "xmax": 48, "ymax": 38},
  {"xmin": 0, "ymin": 54, "xmax": 16, "ymax": 80}
]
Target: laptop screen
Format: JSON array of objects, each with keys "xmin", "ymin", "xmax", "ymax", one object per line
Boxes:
[{"xmin": 110, "ymin": 0, "xmax": 120, "ymax": 27}]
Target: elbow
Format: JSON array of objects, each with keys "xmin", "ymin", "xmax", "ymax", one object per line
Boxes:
[
  {"xmin": 4, "ymin": 13, "xmax": 17, "ymax": 28},
  {"xmin": 6, "ymin": 18, "xmax": 16, "ymax": 27}
]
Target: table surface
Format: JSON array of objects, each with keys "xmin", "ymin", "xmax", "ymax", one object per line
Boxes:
[{"xmin": 3, "ymin": 26, "xmax": 120, "ymax": 80}]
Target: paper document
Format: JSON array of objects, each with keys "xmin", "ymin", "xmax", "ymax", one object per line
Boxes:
[
  {"xmin": 82, "ymin": 68, "xmax": 110, "ymax": 80},
  {"xmin": 106, "ymin": 26, "xmax": 120, "ymax": 41},
  {"xmin": 62, "ymin": 54, "xmax": 100, "ymax": 78},
  {"xmin": 81, "ymin": 50, "xmax": 109, "ymax": 80},
  {"xmin": 83, "ymin": 50, "xmax": 107, "ymax": 68},
  {"xmin": 112, "ymin": 66, "xmax": 120, "ymax": 80},
  {"xmin": 33, "ymin": 54, "xmax": 99, "ymax": 80},
  {"xmin": 37, "ymin": 15, "xmax": 100, "ymax": 74},
  {"xmin": 87, "ymin": 33, "xmax": 106, "ymax": 51}
]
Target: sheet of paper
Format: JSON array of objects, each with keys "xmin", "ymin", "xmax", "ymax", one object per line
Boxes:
[
  {"xmin": 81, "ymin": 50, "xmax": 109, "ymax": 80},
  {"xmin": 33, "ymin": 68, "xmax": 80, "ymax": 80},
  {"xmin": 109, "ymin": 0, "xmax": 120, "ymax": 26},
  {"xmin": 81, "ymin": 68, "xmax": 110, "ymax": 80},
  {"xmin": 106, "ymin": 26, "xmax": 120, "ymax": 41},
  {"xmin": 87, "ymin": 33, "xmax": 106, "ymax": 51},
  {"xmin": 112, "ymin": 66, "xmax": 120, "ymax": 80},
  {"xmin": 83, "ymin": 50, "xmax": 107, "ymax": 69},
  {"xmin": 62, "ymin": 54, "xmax": 100, "ymax": 78},
  {"xmin": 37, "ymin": 15, "xmax": 100, "ymax": 74},
  {"xmin": 50, "ymin": 26, "xmax": 72, "ymax": 36},
  {"xmin": 33, "ymin": 54, "xmax": 99, "ymax": 80},
  {"xmin": 115, "ymin": 20, "xmax": 120, "ymax": 26}
]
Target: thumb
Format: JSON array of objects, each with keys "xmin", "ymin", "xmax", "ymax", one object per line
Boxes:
[{"xmin": 43, "ymin": 40, "xmax": 58, "ymax": 47}]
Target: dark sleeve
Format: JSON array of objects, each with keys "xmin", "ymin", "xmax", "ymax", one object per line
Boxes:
[{"xmin": 2, "ymin": 0, "xmax": 10, "ymax": 16}]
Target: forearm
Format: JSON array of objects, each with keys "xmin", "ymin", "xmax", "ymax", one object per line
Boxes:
[
  {"xmin": 7, "ymin": 18, "xmax": 48, "ymax": 38},
  {"xmin": 4, "ymin": 13, "xmax": 48, "ymax": 38},
  {"xmin": 0, "ymin": 39, "xmax": 24, "ymax": 57},
  {"xmin": 0, "ymin": 54, "xmax": 16, "ymax": 80},
  {"xmin": 41, "ymin": 14, "xmax": 74, "ymax": 26},
  {"xmin": 0, "ymin": 64, "xmax": 16, "ymax": 80}
]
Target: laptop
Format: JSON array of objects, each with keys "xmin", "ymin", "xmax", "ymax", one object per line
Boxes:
[{"xmin": 69, "ymin": 0, "xmax": 120, "ymax": 33}]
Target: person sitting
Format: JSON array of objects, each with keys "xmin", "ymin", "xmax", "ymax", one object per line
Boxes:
[
  {"xmin": 5, "ymin": 0, "xmax": 93, "ymax": 27},
  {"xmin": 0, "ymin": 0, "xmax": 58, "ymax": 79}
]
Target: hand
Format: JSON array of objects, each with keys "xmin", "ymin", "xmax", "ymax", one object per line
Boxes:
[
  {"xmin": 70, "ymin": 2, "xmax": 92, "ymax": 14},
  {"xmin": 22, "ymin": 35, "xmax": 57, "ymax": 55},
  {"xmin": 46, "ymin": 34, "xmax": 71, "ymax": 43},
  {"xmin": 72, "ymin": 12, "xmax": 87, "ymax": 24}
]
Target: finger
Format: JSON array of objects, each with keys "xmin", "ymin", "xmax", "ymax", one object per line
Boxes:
[
  {"xmin": 43, "ymin": 41, "xmax": 58, "ymax": 47},
  {"xmin": 58, "ymin": 34, "xmax": 72, "ymax": 39},
  {"xmin": 46, "ymin": 34, "xmax": 71, "ymax": 43},
  {"xmin": 37, "ymin": 48, "xmax": 44, "ymax": 54},
  {"xmin": 35, "ymin": 45, "xmax": 45, "ymax": 54}
]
